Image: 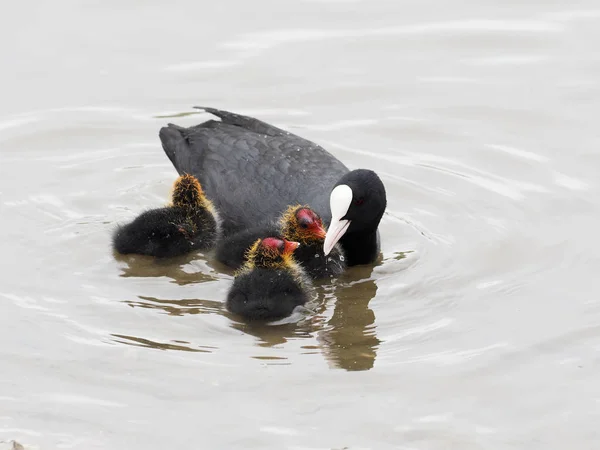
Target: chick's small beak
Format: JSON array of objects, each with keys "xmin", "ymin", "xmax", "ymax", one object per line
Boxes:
[
  {"xmin": 177, "ymin": 225, "xmax": 192, "ymax": 241},
  {"xmin": 312, "ymin": 222, "xmax": 327, "ymax": 240},
  {"xmin": 283, "ymin": 240, "xmax": 300, "ymax": 255}
]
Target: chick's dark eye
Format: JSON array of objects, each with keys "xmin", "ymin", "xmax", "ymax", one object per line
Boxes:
[
  {"xmin": 298, "ymin": 218, "xmax": 311, "ymax": 229},
  {"xmin": 355, "ymin": 197, "xmax": 365, "ymax": 206}
]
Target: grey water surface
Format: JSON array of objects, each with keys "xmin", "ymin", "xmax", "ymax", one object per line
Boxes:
[{"xmin": 1, "ymin": 0, "xmax": 600, "ymax": 449}]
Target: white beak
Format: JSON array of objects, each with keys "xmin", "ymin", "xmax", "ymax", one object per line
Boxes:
[
  {"xmin": 323, "ymin": 218, "xmax": 350, "ymax": 255},
  {"xmin": 323, "ymin": 184, "xmax": 353, "ymax": 256}
]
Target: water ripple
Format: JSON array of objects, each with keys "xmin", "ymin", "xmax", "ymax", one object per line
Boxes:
[{"xmin": 222, "ymin": 19, "xmax": 565, "ymax": 53}]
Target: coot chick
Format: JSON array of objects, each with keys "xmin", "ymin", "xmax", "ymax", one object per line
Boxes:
[
  {"xmin": 159, "ymin": 107, "xmax": 386, "ymax": 266},
  {"xmin": 215, "ymin": 205, "xmax": 346, "ymax": 278},
  {"xmin": 226, "ymin": 237, "xmax": 313, "ymax": 321},
  {"xmin": 112, "ymin": 174, "xmax": 219, "ymax": 257}
]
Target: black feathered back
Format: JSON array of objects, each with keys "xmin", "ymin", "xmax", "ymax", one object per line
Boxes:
[{"xmin": 159, "ymin": 108, "xmax": 348, "ymax": 236}]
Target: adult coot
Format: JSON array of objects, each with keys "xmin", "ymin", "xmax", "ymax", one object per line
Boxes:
[
  {"xmin": 226, "ymin": 237, "xmax": 313, "ymax": 320},
  {"xmin": 215, "ymin": 205, "xmax": 345, "ymax": 279},
  {"xmin": 112, "ymin": 174, "xmax": 220, "ymax": 257},
  {"xmin": 159, "ymin": 107, "xmax": 386, "ymax": 266}
]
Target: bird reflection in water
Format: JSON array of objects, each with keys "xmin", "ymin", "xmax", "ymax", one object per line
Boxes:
[
  {"xmin": 115, "ymin": 296, "xmax": 223, "ymax": 352},
  {"xmin": 316, "ymin": 262, "xmax": 381, "ymax": 372},
  {"xmin": 227, "ymin": 312, "xmax": 316, "ymax": 348},
  {"xmin": 124, "ymin": 295, "xmax": 223, "ymax": 316},
  {"xmin": 112, "ymin": 334, "xmax": 215, "ymax": 353},
  {"xmin": 318, "ymin": 251, "xmax": 410, "ymax": 371},
  {"xmin": 114, "ymin": 251, "xmax": 220, "ymax": 285}
]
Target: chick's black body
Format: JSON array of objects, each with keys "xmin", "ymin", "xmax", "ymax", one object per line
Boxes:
[
  {"xmin": 112, "ymin": 206, "xmax": 217, "ymax": 258},
  {"xmin": 226, "ymin": 268, "xmax": 309, "ymax": 320}
]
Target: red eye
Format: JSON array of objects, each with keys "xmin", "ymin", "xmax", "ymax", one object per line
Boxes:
[{"xmin": 355, "ymin": 198, "xmax": 364, "ymax": 206}]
